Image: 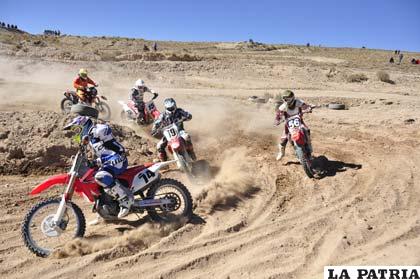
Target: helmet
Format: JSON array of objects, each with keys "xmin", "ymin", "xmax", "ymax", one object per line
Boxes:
[
  {"xmin": 281, "ymin": 90, "xmax": 295, "ymax": 107},
  {"xmin": 63, "ymin": 116, "xmax": 93, "ymax": 142},
  {"xmin": 164, "ymin": 98, "xmax": 177, "ymax": 114},
  {"xmin": 79, "ymin": 68, "xmax": 88, "ymax": 79},
  {"xmin": 135, "ymin": 79, "xmax": 145, "ymax": 90}
]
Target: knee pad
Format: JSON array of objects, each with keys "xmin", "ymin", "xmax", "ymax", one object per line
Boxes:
[
  {"xmin": 156, "ymin": 139, "xmax": 167, "ymax": 152},
  {"xmin": 280, "ymin": 138, "xmax": 288, "ymax": 146},
  {"xmin": 95, "ymin": 170, "xmax": 114, "ymax": 188},
  {"xmin": 179, "ymin": 131, "xmax": 190, "ymax": 141}
]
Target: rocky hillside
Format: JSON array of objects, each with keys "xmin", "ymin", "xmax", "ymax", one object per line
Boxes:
[{"xmin": 0, "ymin": 111, "xmax": 155, "ymax": 175}]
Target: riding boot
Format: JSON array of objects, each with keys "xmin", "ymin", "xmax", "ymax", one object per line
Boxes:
[
  {"xmin": 186, "ymin": 141, "xmax": 197, "ymax": 161},
  {"xmin": 276, "ymin": 144, "xmax": 286, "ymax": 161},
  {"xmin": 107, "ymin": 181, "xmax": 134, "ymax": 218},
  {"xmin": 158, "ymin": 150, "xmax": 168, "ymax": 162}
]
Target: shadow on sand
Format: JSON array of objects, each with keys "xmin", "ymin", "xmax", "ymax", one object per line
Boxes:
[{"xmin": 312, "ymin": 155, "xmax": 362, "ymax": 178}]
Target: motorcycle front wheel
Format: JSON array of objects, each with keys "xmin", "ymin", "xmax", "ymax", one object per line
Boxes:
[
  {"xmin": 60, "ymin": 98, "xmax": 73, "ymax": 114},
  {"xmin": 95, "ymin": 101, "xmax": 111, "ymax": 120},
  {"xmin": 147, "ymin": 178, "xmax": 193, "ymax": 222},
  {"xmin": 295, "ymin": 145, "xmax": 315, "ymax": 178},
  {"xmin": 21, "ymin": 198, "xmax": 86, "ymax": 257}
]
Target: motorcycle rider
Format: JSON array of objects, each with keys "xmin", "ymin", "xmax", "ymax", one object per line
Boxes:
[
  {"xmin": 275, "ymin": 90, "xmax": 312, "ymax": 160},
  {"xmin": 152, "ymin": 98, "xmax": 196, "ymax": 161},
  {"xmin": 73, "ymin": 69, "xmax": 98, "ymax": 104},
  {"xmin": 64, "ymin": 116, "xmax": 133, "ymax": 218},
  {"xmin": 129, "ymin": 79, "xmax": 157, "ymax": 122}
]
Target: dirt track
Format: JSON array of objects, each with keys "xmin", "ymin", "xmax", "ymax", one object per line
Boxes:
[{"xmin": 1, "ymin": 32, "xmax": 420, "ymax": 278}]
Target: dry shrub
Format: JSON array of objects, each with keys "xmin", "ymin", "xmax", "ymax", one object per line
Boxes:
[
  {"xmin": 99, "ymin": 50, "xmax": 122, "ymax": 61},
  {"xmin": 166, "ymin": 53, "xmax": 202, "ymax": 62},
  {"xmin": 326, "ymin": 67, "xmax": 338, "ymax": 78},
  {"xmin": 346, "ymin": 73, "xmax": 368, "ymax": 83},
  {"xmin": 142, "ymin": 52, "xmax": 166, "ymax": 61},
  {"xmin": 377, "ymin": 71, "xmax": 395, "ymax": 84}
]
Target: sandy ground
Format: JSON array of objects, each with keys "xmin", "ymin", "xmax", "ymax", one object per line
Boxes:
[{"xmin": 0, "ymin": 33, "xmax": 420, "ymax": 278}]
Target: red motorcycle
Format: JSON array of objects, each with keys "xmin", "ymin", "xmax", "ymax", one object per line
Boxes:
[
  {"xmin": 61, "ymin": 86, "xmax": 111, "ymax": 120},
  {"xmin": 119, "ymin": 93, "xmax": 160, "ymax": 125},
  {"xmin": 21, "ymin": 144, "xmax": 192, "ymax": 257},
  {"xmin": 284, "ymin": 109, "xmax": 315, "ymax": 178},
  {"xmin": 154, "ymin": 120, "xmax": 196, "ymax": 176}
]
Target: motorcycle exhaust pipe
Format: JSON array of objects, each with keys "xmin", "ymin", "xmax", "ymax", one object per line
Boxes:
[{"xmin": 135, "ymin": 198, "xmax": 173, "ymax": 208}]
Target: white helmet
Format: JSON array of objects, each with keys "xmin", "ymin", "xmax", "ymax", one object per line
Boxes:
[
  {"xmin": 164, "ymin": 98, "xmax": 177, "ymax": 114},
  {"xmin": 135, "ymin": 79, "xmax": 145, "ymax": 89}
]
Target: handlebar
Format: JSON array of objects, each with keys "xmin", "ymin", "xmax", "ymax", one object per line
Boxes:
[
  {"xmin": 274, "ymin": 105, "xmax": 315, "ymax": 126},
  {"xmin": 152, "ymin": 119, "xmax": 185, "ymax": 134}
]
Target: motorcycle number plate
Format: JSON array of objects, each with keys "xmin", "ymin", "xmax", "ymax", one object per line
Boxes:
[
  {"xmin": 164, "ymin": 127, "xmax": 178, "ymax": 140},
  {"xmin": 287, "ymin": 118, "xmax": 301, "ymax": 129},
  {"xmin": 132, "ymin": 169, "xmax": 158, "ymax": 192}
]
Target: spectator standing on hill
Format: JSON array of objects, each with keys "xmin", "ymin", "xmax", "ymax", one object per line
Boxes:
[{"xmin": 153, "ymin": 42, "xmax": 158, "ymax": 51}]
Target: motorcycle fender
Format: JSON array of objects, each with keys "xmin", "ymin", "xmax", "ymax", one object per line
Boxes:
[
  {"xmin": 151, "ymin": 110, "xmax": 160, "ymax": 119},
  {"xmin": 169, "ymin": 138, "xmax": 183, "ymax": 152},
  {"xmin": 131, "ymin": 168, "xmax": 160, "ymax": 193},
  {"xmin": 30, "ymin": 174, "xmax": 69, "ymax": 195},
  {"xmin": 291, "ymin": 130, "xmax": 305, "ymax": 145}
]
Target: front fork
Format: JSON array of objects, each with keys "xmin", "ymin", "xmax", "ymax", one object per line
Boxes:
[{"xmin": 52, "ymin": 170, "xmax": 77, "ymax": 227}]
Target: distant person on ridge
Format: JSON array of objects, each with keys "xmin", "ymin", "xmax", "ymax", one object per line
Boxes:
[
  {"xmin": 398, "ymin": 53, "xmax": 404, "ymax": 64},
  {"xmin": 129, "ymin": 79, "xmax": 158, "ymax": 123},
  {"xmin": 73, "ymin": 69, "xmax": 98, "ymax": 104},
  {"xmin": 274, "ymin": 90, "xmax": 312, "ymax": 161}
]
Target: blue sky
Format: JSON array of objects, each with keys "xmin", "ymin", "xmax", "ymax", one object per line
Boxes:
[{"xmin": 1, "ymin": 0, "xmax": 419, "ymax": 51}]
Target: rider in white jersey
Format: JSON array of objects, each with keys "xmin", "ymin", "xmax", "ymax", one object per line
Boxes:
[
  {"xmin": 275, "ymin": 90, "xmax": 312, "ymax": 160},
  {"xmin": 64, "ymin": 116, "xmax": 133, "ymax": 218}
]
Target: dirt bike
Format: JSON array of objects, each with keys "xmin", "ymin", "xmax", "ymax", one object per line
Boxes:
[
  {"xmin": 284, "ymin": 110, "xmax": 315, "ymax": 178},
  {"xmin": 61, "ymin": 86, "xmax": 111, "ymax": 120},
  {"xmin": 118, "ymin": 93, "xmax": 160, "ymax": 125},
  {"xmin": 21, "ymin": 144, "xmax": 193, "ymax": 257},
  {"xmin": 154, "ymin": 121, "xmax": 195, "ymax": 176}
]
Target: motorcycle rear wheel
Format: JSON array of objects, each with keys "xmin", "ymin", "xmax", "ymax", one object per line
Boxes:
[
  {"xmin": 146, "ymin": 178, "xmax": 193, "ymax": 222},
  {"xmin": 21, "ymin": 198, "xmax": 86, "ymax": 257}
]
